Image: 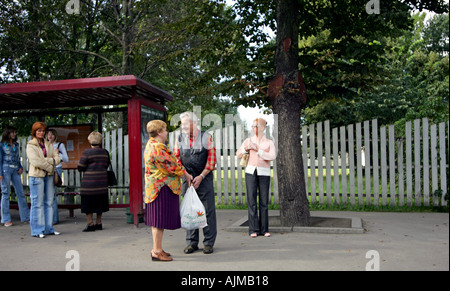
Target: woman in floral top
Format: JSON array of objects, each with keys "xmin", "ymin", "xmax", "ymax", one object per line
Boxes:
[{"xmin": 144, "ymin": 120, "xmax": 192, "ymax": 262}]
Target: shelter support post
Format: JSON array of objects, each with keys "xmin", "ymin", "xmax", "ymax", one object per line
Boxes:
[{"xmin": 128, "ymin": 98, "xmax": 143, "ymax": 227}]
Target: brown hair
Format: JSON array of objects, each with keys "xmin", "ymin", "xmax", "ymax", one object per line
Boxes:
[
  {"xmin": 1, "ymin": 126, "xmax": 18, "ymax": 143},
  {"xmin": 31, "ymin": 122, "xmax": 47, "ymax": 138},
  {"xmin": 47, "ymin": 129, "xmax": 59, "ymax": 142}
]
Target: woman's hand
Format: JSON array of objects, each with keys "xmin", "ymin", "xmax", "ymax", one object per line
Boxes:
[{"xmin": 247, "ymin": 141, "xmax": 259, "ymax": 151}]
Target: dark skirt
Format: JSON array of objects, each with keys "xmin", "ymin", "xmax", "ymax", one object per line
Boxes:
[
  {"xmin": 81, "ymin": 194, "xmax": 110, "ymax": 214},
  {"xmin": 145, "ymin": 185, "xmax": 181, "ymax": 230}
]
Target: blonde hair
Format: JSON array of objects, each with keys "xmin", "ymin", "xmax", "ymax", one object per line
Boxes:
[
  {"xmin": 88, "ymin": 131, "xmax": 103, "ymax": 146},
  {"xmin": 147, "ymin": 120, "xmax": 167, "ymax": 138}
]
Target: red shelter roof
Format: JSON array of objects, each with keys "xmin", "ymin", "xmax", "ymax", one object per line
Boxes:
[
  {"xmin": 0, "ymin": 75, "xmax": 173, "ymax": 227},
  {"xmin": 0, "ymin": 75, "xmax": 173, "ymax": 111}
]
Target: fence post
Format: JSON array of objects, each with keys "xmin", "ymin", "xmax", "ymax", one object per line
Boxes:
[
  {"xmin": 372, "ymin": 119, "xmax": 379, "ymax": 206},
  {"xmin": 439, "ymin": 122, "xmax": 447, "ymax": 206},
  {"xmin": 309, "ymin": 123, "xmax": 316, "ymax": 205},
  {"xmin": 422, "ymin": 118, "xmax": 430, "ymax": 206},
  {"xmin": 317, "ymin": 122, "xmax": 324, "ymax": 205},
  {"xmin": 348, "ymin": 124, "xmax": 356, "ymax": 206},
  {"xmin": 364, "ymin": 120, "xmax": 371, "ymax": 206},
  {"xmin": 356, "ymin": 122, "xmax": 363, "ymax": 206},
  {"xmin": 406, "ymin": 121, "xmax": 413, "ymax": 206},
  {"xmin": 414, "ymin": 119, "xmax": 421, "ymax": 206},
  {"xmin": 340, "ymin": 125, "xmax": 347, "ymax": 205},
  {"xmin": 388, "ymin": 125, "xmax": 396, "ymax": 206}
]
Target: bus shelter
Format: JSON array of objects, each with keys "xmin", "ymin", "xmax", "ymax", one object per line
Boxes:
[{"xmin": 0, "ymin": 75, "xmax": 173, "ymax": 226}]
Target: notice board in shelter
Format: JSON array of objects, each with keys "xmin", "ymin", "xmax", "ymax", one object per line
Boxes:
[{"xmin": 48, "ymin": 124, "xmax": 93, "ymax": 170}]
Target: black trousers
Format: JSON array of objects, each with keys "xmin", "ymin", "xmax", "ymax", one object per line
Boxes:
[{"xmin": 245, "ymin": 172, "xmax": 270, "ymax": 235}]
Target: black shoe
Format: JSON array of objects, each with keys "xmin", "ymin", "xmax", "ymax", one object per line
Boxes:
[
  {"xmin": 94, "ymin": 224, "xmax": 102, "ymax": 230},
  {"xmin": 83, "ymin": 224, "xmax": 95, "ymax": 232},
  {"xmin": 203, "ymin": 245, "xmax": 214, "ymax": 254},
  {"xmin": 184, "ymin": 245, "xmax": 199, "ymax": 254}
]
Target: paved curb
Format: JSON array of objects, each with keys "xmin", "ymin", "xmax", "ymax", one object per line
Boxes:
[{"xmin": 226, "ymin": 214, "xmax": 364, "ymax": 234}]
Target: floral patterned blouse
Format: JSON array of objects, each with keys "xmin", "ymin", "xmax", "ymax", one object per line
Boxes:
[{"xmin": 144, "ymin": 137, "xmax": 186, "ymax": 203}]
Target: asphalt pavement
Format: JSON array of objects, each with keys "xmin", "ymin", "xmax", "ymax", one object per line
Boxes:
[{"xmin": 0, "ymin": 208, "xmax": 448, "ymax": 271}]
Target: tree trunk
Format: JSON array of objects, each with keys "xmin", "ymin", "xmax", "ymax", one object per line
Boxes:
[
  {"xmin": 269, "ymin": 0, "xmax": 311, "ymax": 227},
  {"xmin": 121, "ymin": 0, "xmax": 135, "ymax": 75}
]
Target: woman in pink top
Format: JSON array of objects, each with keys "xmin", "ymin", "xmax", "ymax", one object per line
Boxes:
[{"xmin": 236, "ymin": 118, "xmax": 276, "ymax": 237}]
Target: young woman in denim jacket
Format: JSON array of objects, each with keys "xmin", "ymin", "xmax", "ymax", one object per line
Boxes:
[
  {"xmin": 26, "ymin": 122, "xmax": 61, "ymax": 238},
  {"xmin": 1, "ymin": 126, "xmax": 30, "ymax": 227}
]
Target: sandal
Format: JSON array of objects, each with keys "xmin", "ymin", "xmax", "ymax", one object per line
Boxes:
[
  {"xmin": 250, "ymin": 233, "xmax": 258, "ymax": 238},
  {"xmin": 4, "ymin": 222, "xmax": 13, "ymax": 227},
  {"xmin": 264, "ymin": 232, "xmax": 271, "ymax": 237}
]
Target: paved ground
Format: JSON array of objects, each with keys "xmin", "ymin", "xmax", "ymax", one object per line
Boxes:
[{"xmin": 0, "ymin": 208, "xmax": 448, "ymax": 271}]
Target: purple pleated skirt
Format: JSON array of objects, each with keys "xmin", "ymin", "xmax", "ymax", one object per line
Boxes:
[{"xmin": 144, "ymin": 185, "xmax": 181, "ymax": 230}]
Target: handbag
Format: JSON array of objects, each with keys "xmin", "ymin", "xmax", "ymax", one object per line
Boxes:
[
  {"xmin": 180, "ymin": 186, "xmax": 208, "ymax": 230},
  {"xmin": 240, "ymin": 153, "xmax": 249, "ymax": 167},
  {"xmin": 107, "ymin": 164, "xmax": 117, "ymax": 186},
  {"xmin": 53, "ymin": 159, "xmax": 62, "ymax": 187}
]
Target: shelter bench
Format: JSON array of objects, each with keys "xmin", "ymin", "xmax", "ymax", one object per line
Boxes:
[
  {"xmin": 9, "ymin": 186, "xmax": 129, "ymax": 219},
  {"xmin": 10, "ymin": 192, "xmax": 81, "ymax": 218}
]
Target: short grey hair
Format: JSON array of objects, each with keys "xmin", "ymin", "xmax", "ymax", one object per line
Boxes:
[
  {"xmin": 180, "ymin": 111, "xmax": 198, "ymax": 123},
  {"xmin": 88, "ymin": 131, "xmax": 103, "ymax": 145}
]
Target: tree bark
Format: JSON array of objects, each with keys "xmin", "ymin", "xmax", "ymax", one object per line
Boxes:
[
  {"xmin": 121, "ymin": 0, "xmax": 135, "ymax": 75},
  {"xmin": 269, "ymin": 0, "xmax": 311, "ymax": 227}
]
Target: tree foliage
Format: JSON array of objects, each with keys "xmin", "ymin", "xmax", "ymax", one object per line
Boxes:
[
  {"xmin": 0, "ymin": 0, "xmax": 245, "ymax": 127},
  {"xmin": 303, "ymin": 12, "xmax": 449, "ymax": 129}
]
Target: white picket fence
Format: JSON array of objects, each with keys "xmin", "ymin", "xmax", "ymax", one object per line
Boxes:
[
  {"xmin": 299, "ymin": 118, "xmax": 449, "ymax": 207},
  {"xmin": 14, "ymin": 117, "xmax": 449, "ymax": 208},
  {"xmin": 16, "ymin": 129, "xmax": 130, "ymax": 206}
]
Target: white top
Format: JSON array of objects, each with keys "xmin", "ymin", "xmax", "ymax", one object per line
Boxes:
[{"xmin": 53, "ymin": 142, "xmax": 69, "ymax": 168}]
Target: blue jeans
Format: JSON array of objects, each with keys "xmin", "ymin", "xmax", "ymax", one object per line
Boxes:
[
  {"xmin": 1, "ymin": 167, "xmax": 30, "ymax": 223},
  {"xmin": 29, "ymin": 176, "xmax": 55, "ymax": 236},
  {"xmin": 53, "ymin": 166, "xmax": 62, "ymax": 224}
]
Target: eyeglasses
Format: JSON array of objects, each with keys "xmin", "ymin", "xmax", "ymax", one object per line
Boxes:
[{"xmin": 251, "ymin": 125, "xmax": 260, "ymax": 128}]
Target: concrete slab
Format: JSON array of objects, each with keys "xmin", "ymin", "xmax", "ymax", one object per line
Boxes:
[
  {"xmin": 226, "ymin": 212, "xmax": 364, "ymax": 234},
  {"xmin": 0, "ymin": 208, "xmax": 448, "ymax": 271}
]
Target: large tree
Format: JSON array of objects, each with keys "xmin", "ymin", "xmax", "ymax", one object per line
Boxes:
[
  {"xmin": 231, "ymin": 0, "xmax": 448, "ymax": 227},
  {"xmin": 269, "ymin": 0, "xmax": 311, "ymax": 226}
]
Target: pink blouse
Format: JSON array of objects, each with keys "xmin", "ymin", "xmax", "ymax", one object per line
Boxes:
[{"xmin": 236, "ymin": 135, "xmax": 276, "ymax": 176}]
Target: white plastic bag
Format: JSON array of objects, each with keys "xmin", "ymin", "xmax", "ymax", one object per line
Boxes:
[{"xmin": 180, "ymin": 186, "xmax": 208, "ymax": 230}]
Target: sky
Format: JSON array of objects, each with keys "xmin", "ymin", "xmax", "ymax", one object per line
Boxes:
[{"xmin": 237, "ymin": 105, "xmax": 274, "ymax": 130}]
